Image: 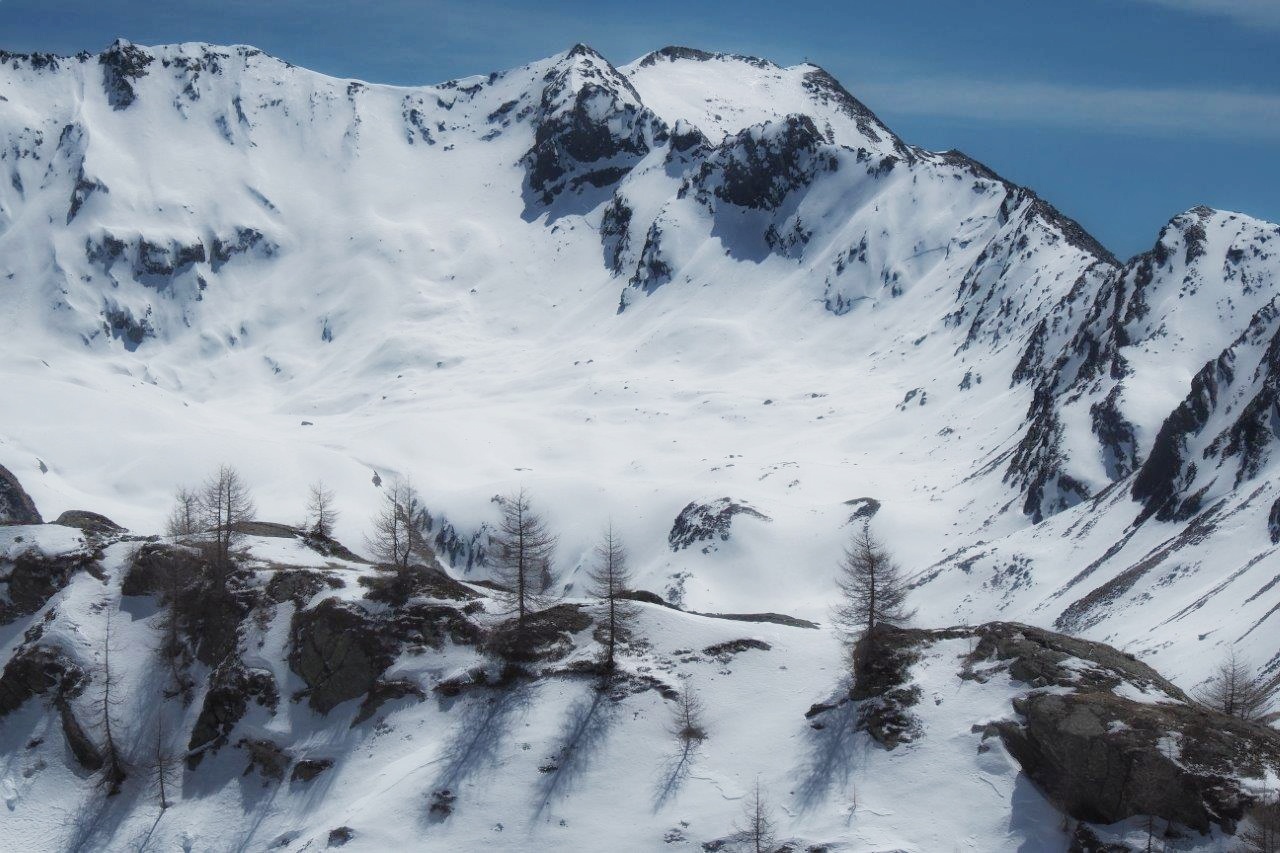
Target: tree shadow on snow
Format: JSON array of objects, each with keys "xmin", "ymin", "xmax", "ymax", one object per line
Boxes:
[
  {"xmin": 651, "ymin": 740, "xmax": 700, "ymax": 812},
  {"xmin": 424, "ymin": 681, "xmax": 537, "ymax": 823},
  {"xmin": 529, "ymin": 682, "xmax": 616, "ymax": 825},
  {"xmin": 790, "ymin": 678, "xmax": 862, "ymax": 815}
]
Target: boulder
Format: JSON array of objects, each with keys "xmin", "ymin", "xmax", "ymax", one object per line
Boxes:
[
  {"xmin": 52, "ymin": 510, "xmax": 124, "ymax": 537},
  {"xmin": 997, "ymin": 689, "xmax": 1280, "ymax": 833},
  {"xmin": 291, "ymin": 757, "xmax": 334, "ymax": 782},
  {"xmin": 239, "ymin": 737, "xmax": 289, "ymax": 781},
  {"xmin": 0, "ymin": 463, "xmax": 41, "ymax": 525},
  {"xmin": 290, "ymin": 599, "xmax": 396, "ymax": 713}
]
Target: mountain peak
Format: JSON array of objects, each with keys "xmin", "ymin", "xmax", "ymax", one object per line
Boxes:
[{"xmin": 635, "ymin": 45, "xmax": 779, "ymax": 70}]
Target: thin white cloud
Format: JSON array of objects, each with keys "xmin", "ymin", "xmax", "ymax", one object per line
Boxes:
[
  {"xmin": 1130, "ymin": 0, "xmax": 1280, "ymax": 29},
  {"xmin": 856, "ymin": 78, "xmax": 1280, "ymax": 140}
]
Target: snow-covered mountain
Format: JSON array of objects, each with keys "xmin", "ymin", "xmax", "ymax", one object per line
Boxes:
[{"xmin": 1, "ymin": 40, "xmax": 1279, "ymax": 851}]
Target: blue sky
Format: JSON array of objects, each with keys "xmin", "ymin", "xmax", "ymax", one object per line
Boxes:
[{"xmin": 2, "ymin": 0, "xmax": 1276, "ymax": 259}]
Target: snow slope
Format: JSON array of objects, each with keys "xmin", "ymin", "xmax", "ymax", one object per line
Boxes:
[{"xmin": 0, "ymin": 39, "xmax": 1277, "ymax": 708}]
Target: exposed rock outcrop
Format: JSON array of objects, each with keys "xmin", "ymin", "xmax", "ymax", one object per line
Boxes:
[
  {"xmin": 290, "ymin": 599, "xmax": 398, "ymax": 713},
  {"xmin": 0, "ymin": 463, "xmax": 42, "ymax": 525},
  {"xmin": 853, "ymin": 622, "xmax": 1280, "ymax": 836},
  {"xmin": 523, "ymin": 45, "xmax": 667, "ymax": 207},
  {"xmin": 187, "ymin": 660, "xmax": 279, "ymax": 767},
  {"xmin": 0, "ymin": 643, "xmax": 102, "ymax": 772},
  {"xmin": 486, "ymin": 603, "xmax": 592, "ymax": 663},
  {"xmin": 99, "ymin": 39, "xmax": 153, "ymax": 109},
  {"xmin": 668, "ymin": 498, "xmax": 771, "ymax": 553},
  {"xmin": 0, "ymin": 542, "xmax": 102, "ymax": 624}
]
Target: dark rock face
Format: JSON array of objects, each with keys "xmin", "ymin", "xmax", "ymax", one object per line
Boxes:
[
  {"xmin": 1005, "ymin": 385, "xmax": 1091, "ymax": 523},
  {"xmin": 963, "ymin": 622, "xmax": 1185, "ymax": 697},
  {"xmin": 210, "ymin": 227, "xmax": 274, "ymax": 271},
  {"xmin": 623, "ymin": 222, "xmax": 672, "ymax": 300},
  {"xmin": 599, "ymin": 193, "xmax": 633, "ymax": 273},
  {"xmin": 523, "ymin": 45, "xmax": 666, "ymax": 206},
  {"xmin": 0, "ymin": 644, "xmax": 101, "ymax": 771},
  {"xmin": 102, "ymin": 303, "xmax": 154, "ymax": 349},
  {"xmin": 290, "ymin": 599, "xmax": 397, "ymax": 713},
  {"xmin": 385, "ymin": 602, "xmax": 483, "ymax": 650},
  {"xmin": 668, "ymin": 498, "xmax": 771, "ymax": 552},
  {"xmin": 0, "ymin": 644, "xmax": 88, "ymax": 716},
  {"xmin": 859, "ymin": 622, "xmax": 1280, "ymax": 835},
  {"xmin": 850, "ymin": 626, "xmax": 925, "ymax": 749},
  {"xmin": 693, "ymin": 115, "xmax": 829, "ymax": 211},
  {"xmin": 1131, "ymin": 350, "xmax": 1231, "ymax": 522},
  {"xmin": 67, "ymin": 166, "xmax": 108, "ymax": 224},
  {"xmin": 1132, "ymin": 299, "xmax": 1280, "ymax": 523},
  {"xmin": 186, "ymin": 579, "xmax": 257, "ymax": 668},
  {"xmin": 1270, "ymin": 496, "xmax": 1280, "ymax": 545},
  {"xmin": 0, "ymin": 546, "xmax": 101, "ymax": 625},
  {"xmin": 0, "ymin": 463, "xmax": 41, "ymax": 525},
  {"xmin": 99, "ymin": 40, "xmax": 154, "ymax": 109},
  {"xmin": 187, "ymin": 661, "xmax": 279, "ymax": 767},
  {"xmin": 121, "ymin": 541, "xmax": 199, "ymax": 598},
  {"xmin": 666, "ymin": 119, "xmax": 709, "ymax": 159},
  {"xmin": 429, "ymin": 515, "xmax": 490, "ymax": 573},
  {"xmin": 996, "ymin": 690, "xmax": 1278, "ymax": 833}
]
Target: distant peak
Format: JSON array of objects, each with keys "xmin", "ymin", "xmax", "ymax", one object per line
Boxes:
[
  {"xmin": 566, "ymin": 43, "xmax": 606, "ymax": 61},
  {"xmin": 635, "ymin": 45, "xmax": 778, "ymax": 70}
]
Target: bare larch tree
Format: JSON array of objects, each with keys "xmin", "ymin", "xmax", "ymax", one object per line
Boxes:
[
  {"xmin": 165, "ymin": 486, "xmax": 201, "ymax": 539},
  {"xmin": 735, "ymin": 777, "xmax": 777, "ymax": 853},
  {"xmin": 306, "ymin": 480, "xmax": 338, "ymax": 538},
  {"xmin": 199, "ymin": 465, "xmax": 256, "ymax": 577},
  {"xmin": 491, "ymin": 487, "xmax": 558, "ymax": 629},
  {"xmin": 97, "ymin": 608, "xmax": 128, "ymax": 795},
  {"xmin": 832, "ymin": 523, "xmax": 914, "ymax": 641},
  {"xmin": 671, "ymin": 678, "xmax": 707, "ymax": 747},
  {"xmin": 587, "ymin": 522, "xmax": 637, "ymax": 673},
  {"xmin": 365, "ymin": 478, "xmax": 427, "ymax": 570},
  {"xmin": 1196, "ymin": 647, "xmax": 1274, "ymax": 722},
  {"xmin": 148, "ymin": 701, "xmax": 179, "ymax": 810}
]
